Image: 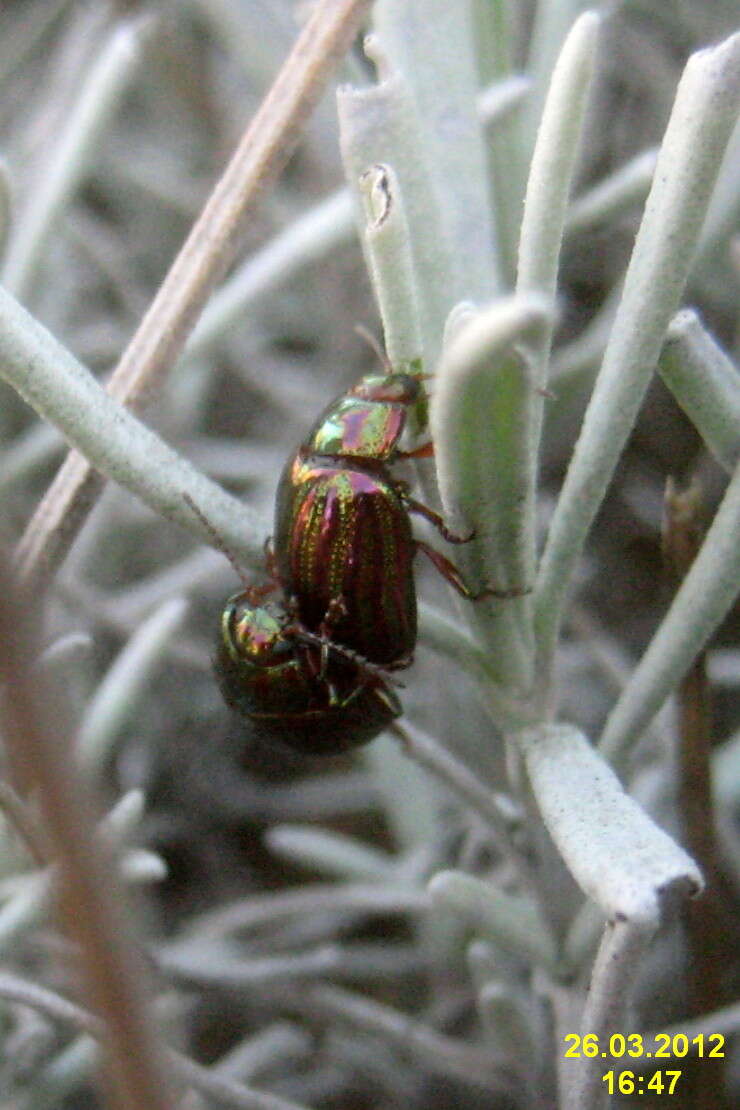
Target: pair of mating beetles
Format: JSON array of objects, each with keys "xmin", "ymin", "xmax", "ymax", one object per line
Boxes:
[{"xmin": 212, "ymin": 367, "xmax": 507, "ymax": 755}]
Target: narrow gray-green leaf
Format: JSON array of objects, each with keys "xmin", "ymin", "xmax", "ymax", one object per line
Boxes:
[{"xmin": 517, "ymin": 724, "xmax": 702, "ymax": 924}]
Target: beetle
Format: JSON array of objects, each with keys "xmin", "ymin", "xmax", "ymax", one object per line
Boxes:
[
  {"xmin": 215, "ymin": 589, "xmax": 401, "ymax": 755},
  {"xmin": 185, "ymin": 493, "xmax": 402, "ymax": 754},
  {"xmin": 274, "ymin": 371, "xmax": 513, "ymax": 666}
]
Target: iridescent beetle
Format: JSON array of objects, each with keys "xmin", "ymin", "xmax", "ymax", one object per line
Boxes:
[
  {"xmin": 186, "ymin": 495, "xmax": 402, "ymax": 755},
  {"xmin": 274, "ymin": 370, "xmax": 516, "ymax": 667},
  {"xmin": 216, "ymin": 592, "xmax": 401, "ymax": 754},
  {"xmin": 196, "ymin": 360, "xmax": 520, "ymax": 754}
]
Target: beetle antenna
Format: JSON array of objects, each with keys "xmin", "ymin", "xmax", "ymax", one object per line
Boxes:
[
  {"xmin": 354, "ymin": 323, "xmax": 393, "ymax": 373},
  {"xmin": 291, "ymin": 623, "xmax": 405, "ymax": 689},
  {"xmin": 183, "ymin": 492, "xmax": 253, "ymax": 593}
]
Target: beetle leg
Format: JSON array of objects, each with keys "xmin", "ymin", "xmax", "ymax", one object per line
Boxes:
[
  {"xmin": 324, "ymin": 678, "xmax": 342, "ymax": 707},
  {"xmin": 282, "ymin": 599, "xmax": 325, "ymax": 681},
  {"xmin": 396, "ymin": 440, "xmax": 434, "ymax": 460},
  {"xmin": 244, "ymin": 580, "xmax": 278, "ymax": 605},
  {"xmin": 402, "ymin": 494, "xmax": 475, "ymax": 544},
  {"xmin": 258, "ymin": 537, "xmax": 286, "ymax": 599},
  {"xmin": 415, "ymin": 540, "xmax": 529, "ymax": 601},
  {"xmin": 284, "ymin": 597, "xmax": 395, "ymax": 687},
  {"xmin": 263, "ymin": 536, "xmax": 281, "ymax": 581},
  {"xmin": 241, "ymin": 539, "xmax": 280, "ymax": 605},
  {"xmin": 283, "ymin": 593, "xmax": 306, "ymax": 631},
  {"xmin": 314, "ymin": 596, "xmax": 348, "ymax": 678},
  {"xmin": 321, "ymin": 596, "xmax": 411, "ymax": 680},
  {"xmin": 394, "ymin": 479, "xmax": 469, "ymax": 548},
  {"xmin": 321, "ymin": 596, "xmax": 349, "ymax": 632},
  {"xmin": 287, "ymin": 617, "xmax": 406, "ymax": 690}
]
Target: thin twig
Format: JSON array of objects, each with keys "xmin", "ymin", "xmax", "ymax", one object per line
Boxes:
[
  {"xmin": 0, "ymin": 553, "xmax": 175, "ymax": 1110},
  {"xmin": 15, "ymin": 0, "xmax": 373, "ymax": 590}
]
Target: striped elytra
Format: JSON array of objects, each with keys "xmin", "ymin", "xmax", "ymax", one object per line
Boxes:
[
  {"xmin": 274, "ymin": 452, "xmax": 416, "ymax": 666},
  {"xmin": 273, "ymin": 369, "xmax": 494, "ymax": 677}
]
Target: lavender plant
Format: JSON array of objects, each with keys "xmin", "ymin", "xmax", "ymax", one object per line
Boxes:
[{"xmin": 0, "ymin": 2, "xmax": 738, "ymax": 1109}]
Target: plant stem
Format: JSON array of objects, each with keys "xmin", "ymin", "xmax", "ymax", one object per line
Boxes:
[{"xmin": 15, "ymin": 0, "xmax": 374, "ymax": 590}]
